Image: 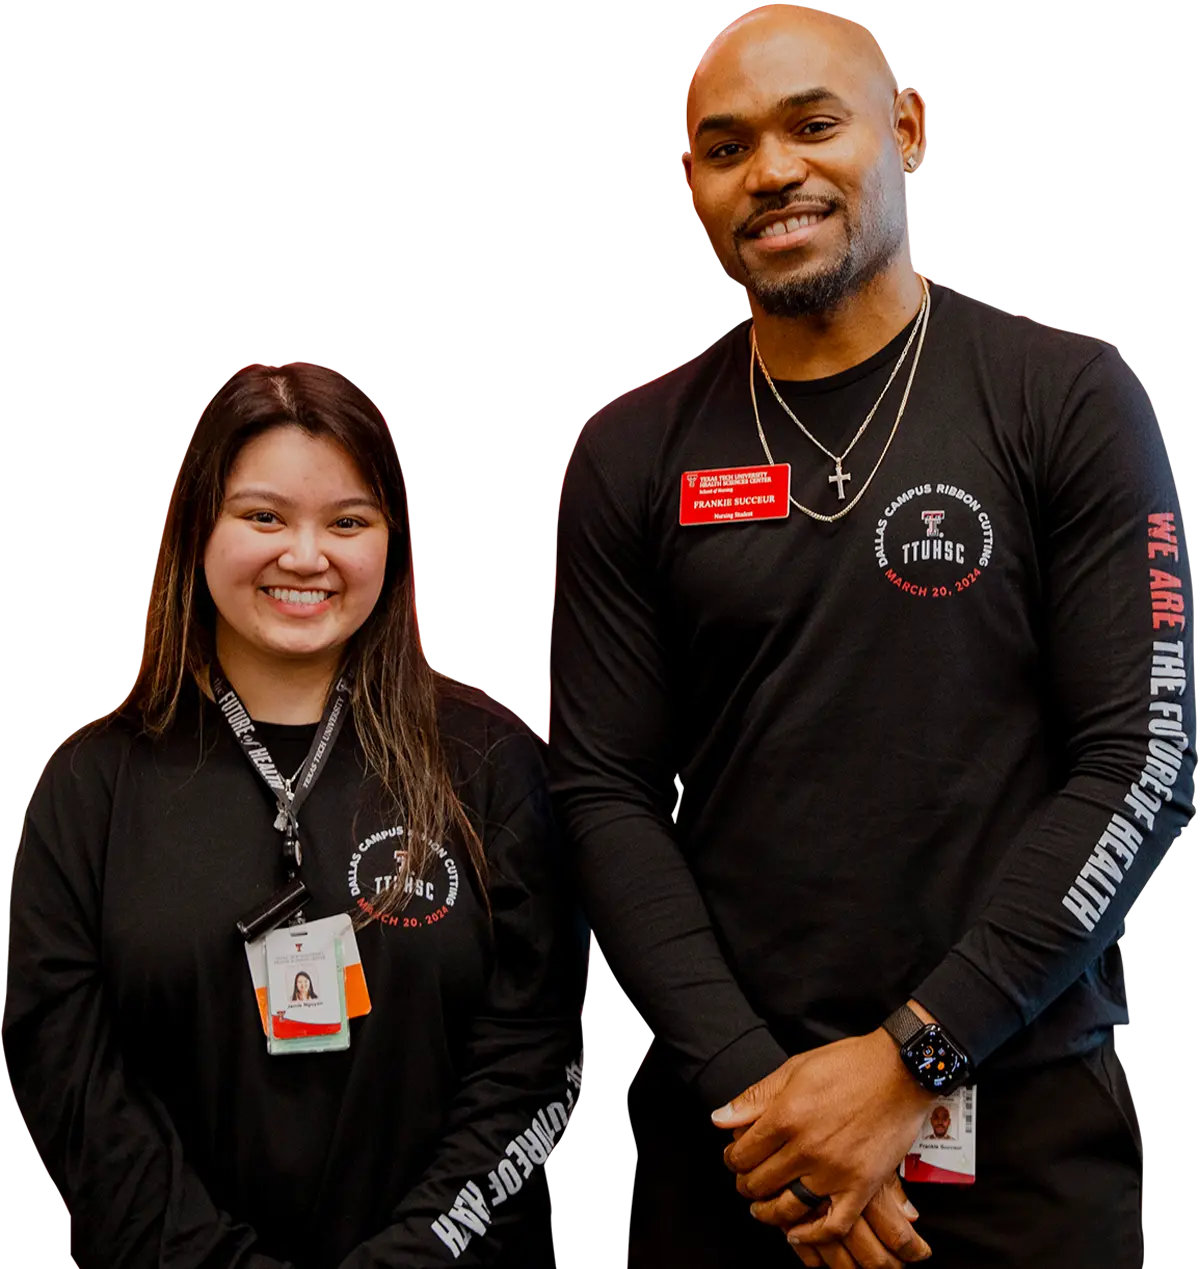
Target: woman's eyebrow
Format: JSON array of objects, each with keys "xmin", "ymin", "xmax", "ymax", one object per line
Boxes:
[{"xmin": 224, "ymin": 487, "xmax": 380, "ymax": 511}]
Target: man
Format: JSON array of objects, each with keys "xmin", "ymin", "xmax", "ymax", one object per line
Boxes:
[
  {"xmin": 549, "ymin": 6, "xmax": 1192, "ymax": 1268},
  {"xmin": 924, "ymin": 1106, "xmax": 953, "ymax": 1141}
]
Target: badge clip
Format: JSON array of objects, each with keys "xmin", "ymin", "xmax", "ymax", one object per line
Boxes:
[{"xmin": 236, "ymin": 877, "xmax": 310, "ymax": 943}]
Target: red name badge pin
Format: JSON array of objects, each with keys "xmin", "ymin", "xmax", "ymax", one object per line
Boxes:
[{"xmin": 679, "ymin": 463, "xmax": 791, "ymax": 526}]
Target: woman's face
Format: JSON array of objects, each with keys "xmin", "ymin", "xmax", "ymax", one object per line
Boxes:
[
  {"xmin": 204, "ymin": 427, "xmax": 389, "ymax": 668},
  {"xmin": 296, "ymin": 974, "xmax": 312, "ymax": 999}
]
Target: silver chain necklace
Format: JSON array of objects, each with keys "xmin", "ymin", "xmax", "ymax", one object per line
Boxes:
[{"xmin": 751, "ymin": 275, "xmax": 931, "ymax": 523}]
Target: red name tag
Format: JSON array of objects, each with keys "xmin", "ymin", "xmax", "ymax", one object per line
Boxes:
[{"xmin": 679, "ymin": 463, "xmax": 791, "ymax": 526}]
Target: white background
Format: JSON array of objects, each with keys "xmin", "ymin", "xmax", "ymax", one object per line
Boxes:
[{"xmin": 2, "ymin": 2, "xmax": 1196, "ymax": 1265}]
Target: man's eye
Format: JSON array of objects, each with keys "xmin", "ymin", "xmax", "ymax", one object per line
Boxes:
[
  {"xmin": 708, "ymin": 142, "xmax": 745, "ymax": 160},
  {"xmin": 798, "ymin": 120, "xmax": 835, "ymax": 136}
]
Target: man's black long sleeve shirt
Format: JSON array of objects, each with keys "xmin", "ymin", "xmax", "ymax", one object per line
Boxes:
[{"xmin": 548, "ymin": 282, "xmax": 1194, "ymax": 1112}]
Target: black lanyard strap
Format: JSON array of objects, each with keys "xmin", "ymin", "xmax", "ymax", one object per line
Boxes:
[{"xmin": 211, "ymin": 663, "xmax": 354, "ymax": 873}]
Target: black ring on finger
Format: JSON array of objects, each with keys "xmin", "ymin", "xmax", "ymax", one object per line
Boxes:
[{"xmin": 787, "ymin": 1179, "xmax": 829, "ymax": 1208}]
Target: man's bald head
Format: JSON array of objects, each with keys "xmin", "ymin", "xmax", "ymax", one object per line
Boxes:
[
  {"xmin": 682, "ymin": 5, "xmax": 923, "ymax": 318},
  {"xmin": 688, "ymin": 6, "xmax": 899, "ymax": 143}
]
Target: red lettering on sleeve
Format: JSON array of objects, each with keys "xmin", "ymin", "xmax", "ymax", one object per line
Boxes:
[
  {"xmin": 1148, "ymin": 517, "xmax": 1186, "ymax": 631},
  {"xmin": 1147, "ymin": 512, "xmax": 1178, "ymax": 542}
]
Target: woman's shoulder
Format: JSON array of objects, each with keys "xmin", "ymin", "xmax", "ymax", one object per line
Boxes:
[
  {"xmin": 434, "ymin": 677, "xmax": 547, "ymax": 810},
  {"xmin": 21, "ymin": 713, "xmax": 147, "ymax": 845},
  {"xmin": 31, "ymin": 692, "xmax": 206, "ymax": 813},
  {"xmin": 37, "ymin": 712, "xmax": 140, "ymax": 789}
]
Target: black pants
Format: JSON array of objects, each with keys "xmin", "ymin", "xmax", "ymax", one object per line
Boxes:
[{"xmin": 628, "ymin": 1038, "xmax": 1142, "ymax": 1268}]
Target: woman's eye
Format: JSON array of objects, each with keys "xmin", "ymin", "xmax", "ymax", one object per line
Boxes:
[
  {"xmin": 246, "ymin": 511, "xmax": 280, "ymax": 525},
  {"xmin": 333, "ymin": 516, "xmax": 366, "ymax": 530}
]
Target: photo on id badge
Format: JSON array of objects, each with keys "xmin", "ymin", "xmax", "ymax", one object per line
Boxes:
[
  {"xmin": 901, "ymin": 1085, "xmax": 977, "ymax": 1185},
  {"xmin": 267, "ymin": 931, "xmax": 341, "ymax": 1029}
]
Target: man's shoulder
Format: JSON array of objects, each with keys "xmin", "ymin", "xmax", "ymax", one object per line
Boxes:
[
  {"xmin": 937, "ymin": 282, "xmax": 1116, "ymax": 377},
  {"xmin": 937, "ymin": 283, "xmax": 1158, "ymax": 444},
  {"xmin": 575, "ymin": 322, "xmax": 749, "ymax": 465}
]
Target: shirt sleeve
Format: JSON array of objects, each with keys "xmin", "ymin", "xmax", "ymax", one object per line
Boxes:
[
  {"xmin": 3, "ymin": 737, "xmax": 288, "ymax": 1269},
  {"xmin": 548, "ymin": 429, "xmax": 789, "ymax": 1112},
  {"xmin": 914, "ymin": 345, "xmax": 1196, "ymax": 1065},
  {"xmin": 337, "ymin": 739, "xmax": 587, "ymax": 1267}
]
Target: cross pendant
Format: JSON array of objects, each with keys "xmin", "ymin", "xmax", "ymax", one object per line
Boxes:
[{"xmin": 829, "ymin": 460, "xmax": 851, "ymax": 500}]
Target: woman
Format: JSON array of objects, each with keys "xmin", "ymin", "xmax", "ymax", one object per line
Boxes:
[
  {"xmin": 3, "ymin": 364, "xmax": 586, "ymax": 1268},
  {"xmin": 291, "ymin": 973, "xmax": 317, "ymax": 1003}
]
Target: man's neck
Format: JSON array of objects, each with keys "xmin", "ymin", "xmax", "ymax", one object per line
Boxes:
[
  {"xmin": 211, "ymin": 623, "xmax": 340, "ymax": 724},
  {"xmin": 749, "ymin": 259, "xmax": 925, "ymax": 382}
]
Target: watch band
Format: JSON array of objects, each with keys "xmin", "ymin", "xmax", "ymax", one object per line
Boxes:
[{"xmin": 882, "ymin": 1003, "xmax": 927, "ymax": 1048}]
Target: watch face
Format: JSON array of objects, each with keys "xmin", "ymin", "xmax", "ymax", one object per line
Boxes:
[{"xmin": 905, "ymin": 1027, "xmax": 968, "ymax": 1091}]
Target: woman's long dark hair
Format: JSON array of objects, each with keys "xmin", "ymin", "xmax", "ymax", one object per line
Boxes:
[{"xmin": 118, "ymin": 362, "xmax": 483, "ymax": 917}]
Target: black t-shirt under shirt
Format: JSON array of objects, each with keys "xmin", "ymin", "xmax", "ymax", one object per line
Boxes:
[
  {"xmin": 549, "ymin": 281, "xmax": 1195, "ymax": 1112},
  {"xmin": 4, "ymin": 684, "xmax": 586, "ymax": 1269}
]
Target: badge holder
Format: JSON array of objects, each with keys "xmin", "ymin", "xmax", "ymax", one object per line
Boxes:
[
  {"xmin": 257, "ymin": 922, "xmax": 351, "ymax": 1055},
  {"xmin": 244, "ymin": 912, "xmax": 371, "ymax": 1056}
]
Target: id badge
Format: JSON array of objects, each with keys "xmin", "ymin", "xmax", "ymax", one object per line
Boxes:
[
  {"xmin": 679, "ymin": 463, "xmax": 790, "ymax": 525},
  {"xmin": 900, "ymin": 1085, "xmax": 977, "ymax": 1184},
  {"xmin": 244, "ymin": 913, "xmax": 372, "ymax": 1055}
]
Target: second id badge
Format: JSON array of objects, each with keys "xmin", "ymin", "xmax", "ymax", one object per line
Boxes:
[
  {"xmin": 244, "ymin": 913, "xmax": 372, "ymax": 1055},
  {"xmin": 900, "ymin": 1084, "xmax": 977, "ymax": 1184}
]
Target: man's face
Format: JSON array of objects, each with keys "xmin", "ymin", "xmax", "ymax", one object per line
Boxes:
[
  {"xmin": 684, "ymin": 28, "xmax": 909, "ymax": 316},
  {"xmin": 930, "ymin": 1106, "xmax": 951, "ymax": 1138}
]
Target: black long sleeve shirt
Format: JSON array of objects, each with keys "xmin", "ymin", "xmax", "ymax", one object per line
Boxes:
[
  {"xmin": 548, "ymin": 281, "xmax": 1194, "ymax": 1114},
  {"xmin": 4, "ymin": 682, "xmax": 586, "ymax": 1268}
]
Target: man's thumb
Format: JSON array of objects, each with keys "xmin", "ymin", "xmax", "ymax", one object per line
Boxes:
[{"xmin": 711, "ymin": 1070, "xmax": 783, "ymax": 1128}]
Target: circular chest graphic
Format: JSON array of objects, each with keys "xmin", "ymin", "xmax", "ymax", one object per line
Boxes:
[
  {"xmin": 347, "ymin": 825, "xmax": 461, "ymax": 931},
  {"xmin": 874, "ymin": 481, "xmax": 995, "ymax": 599}
]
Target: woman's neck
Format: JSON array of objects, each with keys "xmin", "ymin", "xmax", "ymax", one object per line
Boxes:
[{"xmin": 211, "ymin": 624, "xmax": 340, "ymax": 724}]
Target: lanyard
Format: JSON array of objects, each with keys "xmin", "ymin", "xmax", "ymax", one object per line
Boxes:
[{"xmin": 211, "ymin": 664, "xmax": 354, "ymax": 938}]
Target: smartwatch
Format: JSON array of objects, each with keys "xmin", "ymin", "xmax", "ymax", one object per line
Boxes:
[{"xmin": 883, "ymin": 1004, "xmax": 973, "ymax": 1094}]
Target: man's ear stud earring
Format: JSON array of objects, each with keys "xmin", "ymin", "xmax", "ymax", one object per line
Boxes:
[{"xmin": 906, "ymin": 155, "xmax": 918, "ymax": 171}]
